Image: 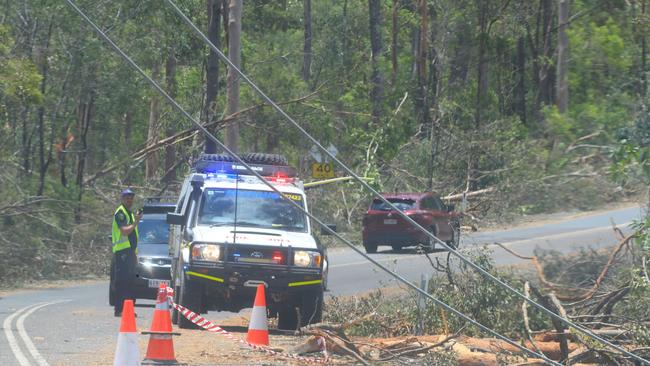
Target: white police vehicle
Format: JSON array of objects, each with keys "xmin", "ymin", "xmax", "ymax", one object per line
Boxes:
[{"xmin": 167, "ymin": 153, "xmax": 329, "ymax": 330}]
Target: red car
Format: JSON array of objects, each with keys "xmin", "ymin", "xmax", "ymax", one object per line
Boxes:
[{"xmin": 361, "ymin": 192, "xmax": 460, "ymax": 253}]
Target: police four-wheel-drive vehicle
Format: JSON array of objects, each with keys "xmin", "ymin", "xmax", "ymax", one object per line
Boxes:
[{"xmin": 167, "ymin": 153, "xmax": 328, "ymax": 330}]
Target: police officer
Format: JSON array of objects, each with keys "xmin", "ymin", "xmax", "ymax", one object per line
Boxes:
[{"xmin": 111, "ymin": 188, "xmax": 142, "ymax": 317}]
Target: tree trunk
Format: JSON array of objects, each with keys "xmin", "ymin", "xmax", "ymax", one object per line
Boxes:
[
  {"xmin": 516, "ymin": 36, "xmax": 527, "ymax": 125},
  {"xmin": 556, "ymin": 0, "xmax": 569, "ymax": 113},
  {"xmin": 204, "ymin": 0, "xmax": 222, "ymax": 154},
  {"xmin": 75, "ymin": 88, "xmax": 94, "ymax": 224},
  {"xmin": 226, "ymin": 0, "xmax": 242, "ymax": 153},
  {"xmin": 368, "ymin": 0, "xmax": 384, "ymax": 127},
  {"xmin": 475, "ymin": 0, "xmax": 489, "ymax": 130},
  {"xmin": 37, "ymin": 20, "xmax": 53, "ymax": 196},
  {"xmin": 342, "ymin": 0, "xmax": 351, "ymax": 77},
  {"xmin": 642, "ymin": 0, "xmax": 647, "ymax": 96},
  {"xmin": 537, "ymin": 0, "xmax": 554, "ymax": 108},
  {"xmin": 414, "ymin": 0, "xmax": 430, "ymax": 135},
  {"xmin": 164, "ymin": 47, "xmax": 178, "ymax": 184},
  {"xmin": 145, "ymin": 61, "xmax": 161, "ymax": 180},
  {"xmin": 302, "ymin": 0, "xmax": 312, "ymax": 84},
  {"xmin": 390, "ymin": 0, "xmax": 398, "ymax": 85}
]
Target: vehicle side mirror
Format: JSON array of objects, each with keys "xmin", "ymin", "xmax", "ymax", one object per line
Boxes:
[
  {"xmin": 320, "ymin": 224, "xmax": 337, "ymax": 235},
  {"xmin": 447, "ymin": 203, "xmax": 455, "ymax": 212},
  {"xmin": 167, "ymin": 212, "xmax": 184, "ymax": 225}
]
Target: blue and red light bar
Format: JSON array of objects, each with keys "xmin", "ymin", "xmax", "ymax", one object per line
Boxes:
[{"xmin": 194, "ymin": 160, "xmax": 297, "ymax": 178}]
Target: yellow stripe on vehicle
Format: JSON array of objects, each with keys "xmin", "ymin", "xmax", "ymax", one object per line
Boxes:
[
  {"xmin": 288, "ymin": 279, "xmax": 322, "ymax": 287},
  {"xmin": 187, "ymin": 271, "xmax": 224, "ymax": 283}
]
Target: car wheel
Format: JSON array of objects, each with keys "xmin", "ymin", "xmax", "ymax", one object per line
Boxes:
[
  {"xmin": 322, "ymin": 260, "xmax": 329, "ymax": 291},
  {"xmin": 171, "ymin": 285, "xmax": 180, "ymax": 325},
  {"xmin": 447, "ymin": 225, "xmax": 460, "ymax": 249},
  {"xmin": 364, "ymin": 242, "xmax": 378, "ymax": 254},
  {"xmin": 278, "ymin": 306, "xmax": 298, "ymax": 330},
  {"xmin": 178, "ymin": 278, "xmax": 203, "ymax": 329},
  {"xmin": 424, "ymin": 227, "xmax": 437, "ymax": 253},
  {"xmin": 391, "ymin": 244, "xmax": 403, "ymax": 252},
  {"xmin": 109, "ymin": 258, "xmax": 115, "ymax": 306},
  {"xmin": 299, "ymin": 288, "xmax": 323, "ymax": 327}
]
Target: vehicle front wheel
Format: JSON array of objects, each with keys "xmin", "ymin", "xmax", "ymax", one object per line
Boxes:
[
  {"xmin": 391, "ymin": 244, "xmax": 403, "ymax": 252},
  {"xmin": 108, "ymin": 258, "xmax": 115, "ymax": 306},
  {"xmin": 364, "ymin": 242, "xmax": 378, "ymax": 254},
  {"xmin": 171, "ymin": 285, "xmax": 180, "ymax": 325},
  {"xmin": 177, "ymin": 278, "xmax": 203, "ymax": 329},
  {"xmin": 278, "ymin": 306, "xmax": 298, "ymax": 330},
  {"xmin": 299, "ymin": 288, "xmax": 323, "ymax": 327}
]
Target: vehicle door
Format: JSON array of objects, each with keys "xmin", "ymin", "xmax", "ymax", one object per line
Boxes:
[
  {"xmin": 431, "ymin": 196, "xmax": 453, "ymax": 240},
  {"xmin": 421, "ymin": 195, "xmax": 451, "ymax": 240}
]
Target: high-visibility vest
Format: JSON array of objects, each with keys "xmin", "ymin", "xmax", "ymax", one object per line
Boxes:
[{"xmin": 112, "ymin": 205, "xmax": 139, "ymax": 253}]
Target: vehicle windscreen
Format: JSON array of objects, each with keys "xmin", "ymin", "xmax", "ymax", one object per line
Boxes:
[
  {"xmin": 197, "ymin": 188, "xmax": 307, "ymax": 232},
  {"xmin": 370, "ymin": 198, "xmax": 416, "ymax": 211},
  {"xmin": 138, "ymin": 218, "xmax": 169, "ymax": 244}
]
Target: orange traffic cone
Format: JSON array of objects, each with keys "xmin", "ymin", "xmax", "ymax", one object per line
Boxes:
[
  {"xmin": 142, "ymin": 284, "xmax": 181, "ymax": 365},
  {"xmin": 246, "ymin": 284, "xmax": 269, "ymax": 346},
  {"xmin": 114, "ymin": 299, "xmax": 141, "ymax": 366}
]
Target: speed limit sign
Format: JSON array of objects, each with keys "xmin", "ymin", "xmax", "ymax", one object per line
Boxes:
[{"xmin": 311, "ymin": 163, "xmax": 335, "ymax": 179}]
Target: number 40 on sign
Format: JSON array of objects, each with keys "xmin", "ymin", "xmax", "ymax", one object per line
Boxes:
[{"xmin": 311, "ymin": 163, "xmax": 334, "ymax": 179}]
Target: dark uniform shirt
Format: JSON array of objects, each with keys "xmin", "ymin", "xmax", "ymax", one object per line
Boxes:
[{"xmin": 114, "ymin": 205, "xmax": 138, "ymax": 252}]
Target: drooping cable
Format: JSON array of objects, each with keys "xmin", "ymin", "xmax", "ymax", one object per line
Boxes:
[
  {"xmin": 62, "ymin": 1, "xmax": 562, "ymax": 364},
  {"xmin": 160, "ymin": 1, "xmax": 649, "ymax": 363}
]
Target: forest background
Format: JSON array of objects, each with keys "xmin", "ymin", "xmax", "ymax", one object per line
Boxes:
[{"xmin": 0, "ymin": 0, "xmax": 649, "ymax": 286}]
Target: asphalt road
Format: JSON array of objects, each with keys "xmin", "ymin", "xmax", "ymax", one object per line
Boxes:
[{"xmin": 0, "ymin": 205, "xmax": 644, "ymax": 365}]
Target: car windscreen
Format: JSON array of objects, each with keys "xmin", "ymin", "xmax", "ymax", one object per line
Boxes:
[
  {"xmin": 370, "ymin": 198, "xmax": 416, "ymax": 211},
  {"xmin": 138, "ymin": 218, "xmax": 169, "ymax": 244},
  {"xmin": 197, "ymin": 188, "xmax": 307, "ymax": 232}
]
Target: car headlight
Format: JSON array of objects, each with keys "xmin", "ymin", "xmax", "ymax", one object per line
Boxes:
[
  {"xmin": 293, "ymin": 250, "xmax": 322, "ymax": 268},
  {"xmin": 192, "ymin": 244, "xmax": 221, "ymax": 261}
]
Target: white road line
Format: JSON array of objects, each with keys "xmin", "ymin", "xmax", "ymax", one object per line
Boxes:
[
  {"xmin": 330, "ymin": 222, "xmax": 634, "ymax": 269},
  {"xmin": 17, "ymin": 300, "xmax": 69, "ymax": 366},
  {"xmin": 3, "ymin": 300, "xmax": 69, "ymax": 366},
  {"xmin": 4, "ymin": 303, "xmax": 43, "ymax": 366}
]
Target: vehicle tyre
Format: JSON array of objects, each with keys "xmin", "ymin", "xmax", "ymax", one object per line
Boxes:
[
  {"xmin": 242, "ymin": 153, "xmax": 288, "ymax": 166},
  {"xmin": 425, "ymin": 227, "xmax": 437, "ymax": 253},
  {"xmin": 171, "ymin": 285, "xmax": 180, "ymax": 325},
  {"xmin": 108, "ymin": 257, "xmax": 115, "ymax": 306},
  {"xmin": 322, "ymin": 261, "xmax": 329, "ymax": 291},
  {"xmin": 197, "ymin": 153, "xmax": 235, "ymax": 162},
  {"xmin": 391, "ymin": 244, "xmax": 403, "ymax": 252},
  {"xmin": 364, "ymin": 242, "xmax": 378, "ymax": 254},
  {"xmin": 299, "ymin": 288, "xmax": 323, "ymax": 327},
  {"xmin": 178, "ymin": 278, "xmax": 203, "ymax": 329},
  {"xmin": 277, "ymin": 306, "xmax": 298, "ymax": 330},
  {"xmin": 447, "ymin": 225, "xmax": 460, "ymax": 249}
]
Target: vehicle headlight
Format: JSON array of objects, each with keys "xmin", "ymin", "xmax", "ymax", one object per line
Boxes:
[
  {"xmin": 192, "ymin": 244, "xmax": 221, "ymax": 261},
  {"xmin": 293, "ymin": 250, "xmax": 322, "ymax": 268}
]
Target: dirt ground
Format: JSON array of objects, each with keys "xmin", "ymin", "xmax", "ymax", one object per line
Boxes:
[{"xmin": 86, "ymin": 312, "xmax": 338, "ymax": 366}]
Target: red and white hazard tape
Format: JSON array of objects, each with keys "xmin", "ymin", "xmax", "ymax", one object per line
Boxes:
[{"xmin": 165, "ymin": 287, "xmax": 330, "ymax": 364}]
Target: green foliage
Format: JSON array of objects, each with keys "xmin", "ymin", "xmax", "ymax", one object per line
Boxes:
[{"xmin": 325, "ymin": 248, "xmax": 548, "ymax": 339}]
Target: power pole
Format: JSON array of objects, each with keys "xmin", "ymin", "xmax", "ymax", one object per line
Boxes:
[
  {"xmin": 557, "ymin": 0, "xmax": 569, "ymax": 113},
  {"xmin": 226, "ymin": 0, "xmax": 241, "ymax": 153}
]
